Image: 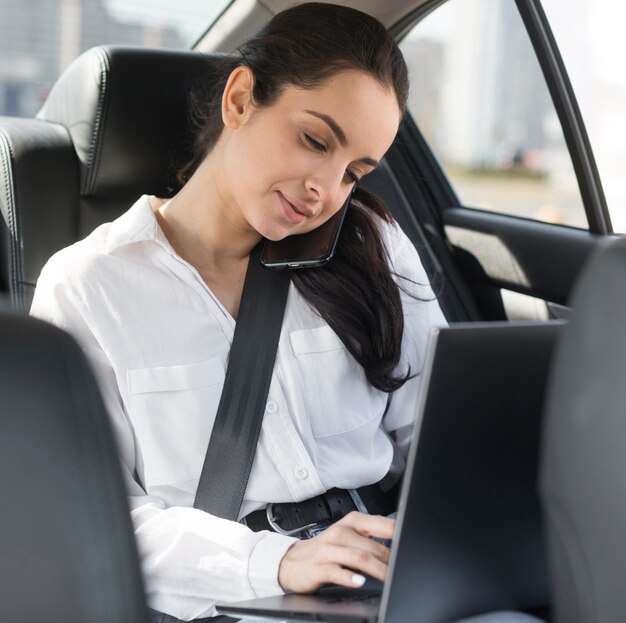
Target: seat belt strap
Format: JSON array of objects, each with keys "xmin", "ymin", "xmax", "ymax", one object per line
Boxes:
[{"xmin": 192, "ymin": 240, "xmax": 290, "ymax": 520}]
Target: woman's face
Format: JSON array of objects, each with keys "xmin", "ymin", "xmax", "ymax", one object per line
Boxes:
[{"xmin": 216, "ymin": 68, "xmax": 402, "ymax": 241}]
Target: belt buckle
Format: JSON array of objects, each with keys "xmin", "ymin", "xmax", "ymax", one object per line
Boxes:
[{"xmin": 265, "ymin": 503, "xmax": 319, "ymax": 536}]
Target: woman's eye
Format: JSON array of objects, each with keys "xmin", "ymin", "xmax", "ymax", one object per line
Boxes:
[
  {"xmin": 303, "ymin": 133, "xmax": 327, "ymax": 152},
  {"xmin": 302, "ymin": 133, "xmax": 361, "ymax": 183},
  {"xmin": 345, "ymin": 169, "xmax": 361, "ymax": 184}
]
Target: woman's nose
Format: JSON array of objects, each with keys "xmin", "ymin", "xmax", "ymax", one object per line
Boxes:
[{"xmin": 305, "ymin": 167, "xmax": 344, "ymax": 204}]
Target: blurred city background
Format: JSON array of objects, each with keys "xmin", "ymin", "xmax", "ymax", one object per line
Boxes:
[
  {"xmin": 401, "ymin": 0, "xmax": 626, "ymax": 231},
  {"xmin": 0, "ymin": 0, "xmax": 228, "ymax": 115},
  {"xmin": 1, "ymin": 0, "xmax": 625, "ymax": 231}
]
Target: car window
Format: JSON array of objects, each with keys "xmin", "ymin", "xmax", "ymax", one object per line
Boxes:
[
  {"xmin": 541, "ymin": 0, "xmax": 626, "ymax": 232},
  {"xmin": 399, "ymin": 0, "xmax": 587, "ymax": 229},
  {"xmin": 0, "ymin": 0, "xmax": 231, "ymax": 118}
]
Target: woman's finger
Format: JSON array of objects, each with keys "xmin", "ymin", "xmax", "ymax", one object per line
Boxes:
[
  {"xmin": 326, "ymin": 565, "xmax": 370, "ymax": 589},
  {"xmin": 334, "ymin": 511, "xmax": 396, "ymax": 540},
  {"xmin": 320, "ymin": 523, "xmax": 391, "ymax": 564},
  {"xmin": 313, "ymin": 542, "xmax": 388, "ymax": 582}
]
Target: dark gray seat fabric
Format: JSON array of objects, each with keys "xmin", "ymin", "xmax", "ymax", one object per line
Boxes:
[
  {"xmin": 0, "ymin": 311, "xmax": 148, "ymax": 622},
  {"xmin": 0, "ymin": 46, "xmax": 222, "ymax": 310},
  {"xmin": 540, "ymin": 237, "xmax": 626, "ymax": 623}
]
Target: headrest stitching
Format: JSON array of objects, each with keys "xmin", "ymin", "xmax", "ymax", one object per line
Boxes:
[
  {"xmin": 0, "ymin": 130, "xmax": 24, "ymax": 310},
  {"xmin": 85, "ymin": 47, "xmax": 112, "ymax": 196}
]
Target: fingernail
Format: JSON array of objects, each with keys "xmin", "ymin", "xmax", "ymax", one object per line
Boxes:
[{"xmin": 351, "ymin": 574, "xmax": 366, "ymax": 587}]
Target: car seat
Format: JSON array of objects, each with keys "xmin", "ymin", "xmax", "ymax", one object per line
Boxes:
[
  {"xmin": 540, "ymin": 237, "xmax": 626, "ymax": 623},
  {"xmin": 0, "ymin": 45, "xmax": 221, "ymax": 311},
  {"xmin": 0, "ymin": 311, "xmax": 148, "ymax": 622}
]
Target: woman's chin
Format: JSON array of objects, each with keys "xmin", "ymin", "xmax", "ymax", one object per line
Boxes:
[{"xmin": 257, "ymin": 221, "xmax": 299, "ymax": 242}]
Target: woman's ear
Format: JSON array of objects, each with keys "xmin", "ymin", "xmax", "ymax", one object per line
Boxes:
[{"xmin": 222, "ymin": 66, "xmax": 255, "ymax": 129}]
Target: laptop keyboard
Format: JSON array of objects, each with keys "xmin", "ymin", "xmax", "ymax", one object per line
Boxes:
[{"xmin": 323, "ymin": 592, "xmax": 381, "ymax": 605}]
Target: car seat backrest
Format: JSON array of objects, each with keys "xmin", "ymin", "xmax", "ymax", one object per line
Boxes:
[
  {"xmin": 0, "ymin": 46, "xmax": 223, "ymax": 310},
  {"xmin": 540, "ymin": 237, "xmax": 626, "ymax": 623},
  {"xmin": 0, "ymin": 312, "xmax": 148, "ymax": 622}
]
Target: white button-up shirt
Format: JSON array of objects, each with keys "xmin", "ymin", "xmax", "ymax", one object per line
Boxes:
[{"xmin": 30, "ymin": 195, "xmax": 446, "ymax": 620}]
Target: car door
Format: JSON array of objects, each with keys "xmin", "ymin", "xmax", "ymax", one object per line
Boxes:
[{"xmin": 365, "ymin": 0, "xmax": 615, "ymax": 324}]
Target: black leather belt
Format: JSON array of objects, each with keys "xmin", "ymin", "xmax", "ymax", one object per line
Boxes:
[{"xmin": 244, "ymin": 483, "xmax": 398, "ymax": 536}]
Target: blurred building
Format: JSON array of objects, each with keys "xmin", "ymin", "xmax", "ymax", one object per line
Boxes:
[
  {"xmin": 433, "ymin": 0, "xmax": 553, "ymax": 170},
  {"xmin": 0, "ymin": 0, "xmax": 183, "ymax": 117}
]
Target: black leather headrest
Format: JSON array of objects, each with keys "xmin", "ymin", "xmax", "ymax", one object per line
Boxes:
[
  {"xmin": 0, "ymin": 313, "xmax": 148, "ymax": 622},
  {"xmin": 541, "ymin": 237, "xmax": 626, "ymax": 623},
  {"xmin": 37, "ymin": 46, "xmax": 225, "ymax": 199},
  {"xmin": 0, "ymin": 46, "xmax": 230, "ymax": 308}
]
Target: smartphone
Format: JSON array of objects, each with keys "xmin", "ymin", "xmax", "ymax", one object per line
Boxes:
[{"xmin": 260, "ymin": 187, "xmax": 355, "ymax": 269}]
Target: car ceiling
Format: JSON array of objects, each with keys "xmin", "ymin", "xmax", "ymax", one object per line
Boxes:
[{"xmin": 197, "ymin": 0, "xmax": 430, "ymax": 52}]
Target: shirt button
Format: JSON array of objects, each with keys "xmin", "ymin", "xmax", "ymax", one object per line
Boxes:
[
  {"xmin": 266, "ymin": 400, "xmax": 279, "ymax": 414},
  {"xmin": 294, "ymin": 467, "xmax": 309, "ymax": 480}
]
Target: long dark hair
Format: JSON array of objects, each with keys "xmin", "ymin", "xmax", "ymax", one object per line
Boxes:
[{"xmin": 179, "ymin": 3, "xmax": 414, "ymax": 392}]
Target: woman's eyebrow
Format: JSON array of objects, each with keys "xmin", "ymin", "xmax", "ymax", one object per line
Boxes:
[
  {"xmin": 304, "ymin": 110, "xmax": 379, "ymax": 167},
  {"xmin": 305, "ymin": 110, "xmax": 347, "ymax": 145}
]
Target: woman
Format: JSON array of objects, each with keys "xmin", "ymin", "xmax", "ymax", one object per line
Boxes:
[{"xmin": 30, "ymin": 4, "xmax": 541, "ymax": 623}]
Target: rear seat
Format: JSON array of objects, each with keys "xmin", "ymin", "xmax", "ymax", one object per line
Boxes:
[{"xmin": 0, "ymin": 46, "xmax": 221, "ymax": 310}]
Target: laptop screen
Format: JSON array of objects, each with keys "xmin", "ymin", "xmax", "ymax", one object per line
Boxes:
[{"xmin": 381, "ymin": 321, "xmax": 561, "ymax": 623}]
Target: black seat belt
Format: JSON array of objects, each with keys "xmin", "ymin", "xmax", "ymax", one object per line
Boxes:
[
  {"xmin": 194, "ymin": 240, "xmax": 291, "ymax": 518},
  {"xmin": 160, "ymin": 241, "xmax": 290, "ymax": 623}
]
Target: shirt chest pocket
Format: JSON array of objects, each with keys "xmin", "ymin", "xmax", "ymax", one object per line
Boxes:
[
  {"xmin": 290, "ymin": 326, "xmax": 387, "ymax": 438},
  {"xmin": 127, "ymin": 358, "xmax": 225, "ymax": 488}
]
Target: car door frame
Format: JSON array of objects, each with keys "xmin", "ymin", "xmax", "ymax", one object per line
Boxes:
[{"xmin": 383, "ymin": 0, "xmax": 615, "ymax": 321}]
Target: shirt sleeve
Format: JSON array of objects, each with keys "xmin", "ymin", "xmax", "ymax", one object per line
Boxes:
[
  {"xmin": 381, "ymin": 225, "xmax": 448, "ymax": 458},
  {"xmin": 30, "ymin": 263, "xmax": 297, "ymax": 621}
]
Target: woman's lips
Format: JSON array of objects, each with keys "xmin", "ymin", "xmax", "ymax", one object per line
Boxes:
[{"xmin": 278, "ymin": 192, "xmax": 311, "ymax": 225}]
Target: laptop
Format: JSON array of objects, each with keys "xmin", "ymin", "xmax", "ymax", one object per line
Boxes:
[{"xmin": 217, "ymin": 321, "xmax": 562, "ymax": 623}]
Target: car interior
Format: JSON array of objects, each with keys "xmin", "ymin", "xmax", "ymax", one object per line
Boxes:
[
  {"xmin": 0, "ymin": 0, "xmax": 623, "ymax": 621},
  {"xmin": 0, "ymin": 312, "xmax": 148, "ymax": 623}
]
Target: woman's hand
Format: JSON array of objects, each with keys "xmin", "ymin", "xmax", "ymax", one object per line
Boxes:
[{"xmin": 277, "ymin": 511, "xmax": 395, "ymax": 593}]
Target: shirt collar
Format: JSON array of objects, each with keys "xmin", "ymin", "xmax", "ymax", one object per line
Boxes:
[{"xmin": 104, "ymin": 195, "xmax": 167, "ymax": 253}]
